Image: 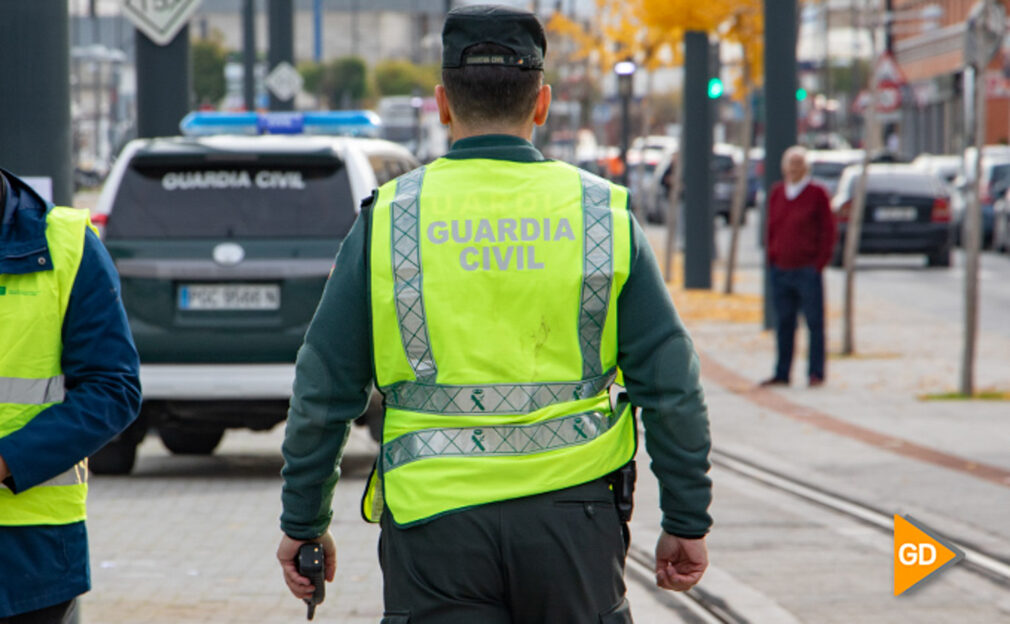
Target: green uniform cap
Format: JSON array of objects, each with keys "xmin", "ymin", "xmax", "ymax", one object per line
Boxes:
[{"xmin": 441, "ymin": 4, "xmax": 546, "ymax": 70}]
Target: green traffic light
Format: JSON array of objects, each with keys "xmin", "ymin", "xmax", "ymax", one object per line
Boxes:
[
  {"xmin": 707, "ymin": 77, "xmax": 724, "ymax": 99},
  {"xmin": 796, "ymin": 87, "xmax": 808, "ymax": 101}
]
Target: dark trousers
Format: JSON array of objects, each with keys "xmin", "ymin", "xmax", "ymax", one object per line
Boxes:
[
  {"xmin": 771, "ymin": 265, "xmax": 826, "ymax": 382},
  {"xmin": 378, "ymin": 478, "xmax": 633, "ymax": 624},
  {"xmin": 0, "ymin": 600, "xmax": 77, "ymax": 624}
]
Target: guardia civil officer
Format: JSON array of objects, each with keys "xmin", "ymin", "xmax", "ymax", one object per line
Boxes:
[
  {"xmin": 277, "ymin": 6, "xmax": 712, "ymax": 622},
  {"xmin": 0, "ymin": 168, "xmax": 141, "ymax": 622}
]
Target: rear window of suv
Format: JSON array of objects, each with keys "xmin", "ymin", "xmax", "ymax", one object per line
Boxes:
[{"xmin": 106, "ymin": 154, "xmax": 356, "ymax": 239}]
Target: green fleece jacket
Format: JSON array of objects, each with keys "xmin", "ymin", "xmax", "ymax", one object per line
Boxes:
[{"xmin": 280, "ymin": 134, "xmax": 712, "ymax": 539}]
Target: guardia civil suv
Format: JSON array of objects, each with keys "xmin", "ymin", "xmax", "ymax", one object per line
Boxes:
[{"xmin": 89, "ymin": 112, "xmax": 417, "ymax": 473}]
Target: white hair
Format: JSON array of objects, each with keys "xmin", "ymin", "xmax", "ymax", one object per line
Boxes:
[{"xmin": 781, "ymin": 145, "xmax": 808, "ymax": 169}]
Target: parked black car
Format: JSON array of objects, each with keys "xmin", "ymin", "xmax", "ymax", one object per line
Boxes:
[{"xmin": 830, "ymin": 164, "xmax": 953, "ymax": 267}]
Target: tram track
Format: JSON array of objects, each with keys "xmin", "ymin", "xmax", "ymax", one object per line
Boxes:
[
  {"xmin": 622, "ymin": 447, "xmax": 1010, "ymax": 623},
  {"xmin": 625, "ymin": 545, "xmax": 737, "ymax": 624},
  {"xmin": 711, "ymin": 447, "xmax": 1010, "ymax": 587}
]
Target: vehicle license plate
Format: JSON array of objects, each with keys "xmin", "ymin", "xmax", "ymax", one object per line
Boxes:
[
  {"xmin": 715, "ymin": 181, "xmax": 735, "ymax": 196},
  {"xmin": 874, "ymin": 207, "xmax": 917, "ymax": 222},
  {"xmin": 178, "ymin": 284, "xmax": 281, "ymax": 311}
]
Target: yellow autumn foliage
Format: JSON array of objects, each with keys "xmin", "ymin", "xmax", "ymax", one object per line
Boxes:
[{"xmin": 548, "ymin": 0, "xmax": 765, "ymax": 97}]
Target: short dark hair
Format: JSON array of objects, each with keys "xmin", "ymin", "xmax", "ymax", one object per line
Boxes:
[{"xmin": 441, "ymin": 43, "xmax": 542, "ymax": 126}]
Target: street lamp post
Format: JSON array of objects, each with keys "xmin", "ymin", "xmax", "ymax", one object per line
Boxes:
[{"xmin": 615, "ymin": 60, "xmax": 636, "ymax": 188}]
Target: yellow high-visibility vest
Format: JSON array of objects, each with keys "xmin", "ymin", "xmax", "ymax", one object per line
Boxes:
[
  {"xmin": 363, "ymin": 157, "xmax": 636, "ymax": 526},
  {"xmin": 0, "ymin": 207, "xmax": 92, "ymax": 526}
]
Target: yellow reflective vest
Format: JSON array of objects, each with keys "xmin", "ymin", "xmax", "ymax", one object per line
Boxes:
[
  {"xmin": 364, "ymin": 158, "xmax": 636, "ymax": 526},
  {"xmin": 0, "ymin": 207, "xmax": 92, "ymax": 526}
]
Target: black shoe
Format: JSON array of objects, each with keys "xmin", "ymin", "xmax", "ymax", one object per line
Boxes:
[{"xmin": 759, "ymin": 377, "xmax": 788, "ymax": 387}]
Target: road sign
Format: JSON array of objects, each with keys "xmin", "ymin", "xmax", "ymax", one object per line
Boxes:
[
  {"xmin": 123, "ymin": 0, "xmax": 202, "ymax": 46},
  {"xmin": 264, "ymin": 62, "xmax": 303, "ymax": 103},
  {"xmin": 853, "ymin": 52, "xmax": 906, "ymax": 115},
  {"xmin": 965, "ymin": 0, "xmax": 1006, "ymax": 68},
  {"xmin": 853, "ymin": 83, "xmax": 901, "ymax": 114},
  {"xmin": 872, "ymin": 52, "xmax": 906, "ymax": 88}
]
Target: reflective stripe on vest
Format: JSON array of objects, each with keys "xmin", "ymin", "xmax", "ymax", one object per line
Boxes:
[
  {"xmin": 577, "ymin": 171, "xmax": 613, "ymax": 378},
  {"xmin": 384, "ymin": 369, "xmax": 616, "ymax": 415},
  {"xmin": 367, "ymin": 160, "xmax": 635, "ymax": 526},
  {"xmin": 0, "ymin": 206, "xmax": 91, "ymax": 527},
  {"xmin": 390, "ymin": 167, "xmax": 437, "ymax": 382},
  {"xmin": 382, "ymin": 409, "xmax": 617, "ymax": 471},
  {"xmin": 0, "ymin": 375, "xmax": 66, "ymax": 405}
]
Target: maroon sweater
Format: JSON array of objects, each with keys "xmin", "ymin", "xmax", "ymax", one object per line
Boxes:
[{"xmin": 766, "ymin": 181, "xmax": 836, "ymax": 271}]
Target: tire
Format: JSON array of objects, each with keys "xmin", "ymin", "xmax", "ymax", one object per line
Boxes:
[
  {"xmin": 927, "ymin": 247, "xmax": 951, "ymax": 267},
  {"xmin": 89, "ymin": 414, "xmax": 148, "ymax": 475},
  {"xmin": 89, "ymin": 438, "xmax": 138, "ymax": 475},
  {"xmin": 158, "ymin": 425, "xmax": 224, "ymax": 455}
]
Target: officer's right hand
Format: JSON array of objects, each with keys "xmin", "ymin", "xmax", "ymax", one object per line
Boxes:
[
  {"xmin": 654, "ymin": 532, "xmax": 708, "ymax": 591},
  {"xmin": 277, "ymin": 531, "xmax": 337, "ymax": 599}
]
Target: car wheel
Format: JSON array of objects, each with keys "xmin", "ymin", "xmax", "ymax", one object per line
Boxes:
[
  {"xmin": 89, "ymin": 438, "xmax": 139, "ymax": 475},
  {"xmin": 89, "ymin": 414, "xmax": 148, "ymax": 475},
  {"xmin": 927, "ymin": 247, "xmax": 951, "ymax": 268},
  {"xmin": 158, "ymin": 425, "xmax": 225, "ymax": 455}
]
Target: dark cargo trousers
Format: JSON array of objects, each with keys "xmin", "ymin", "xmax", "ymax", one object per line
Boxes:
[{"xmin": 378, "ymin": 478, "xmax": 633, "ymax": 624}]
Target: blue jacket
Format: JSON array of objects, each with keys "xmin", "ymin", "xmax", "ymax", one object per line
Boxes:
[{"xmin": 0, "ymin": 170, "xmax": 142, "ymax": 617}]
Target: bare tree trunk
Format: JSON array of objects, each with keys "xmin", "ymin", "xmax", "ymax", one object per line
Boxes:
[
  {"xmin": 841, "ymin": 2, "xmax": 879, "ymax": 356},
  {"xmin": 724, "ymin": 62, "xmax": 753, "ymax": 295},
  {"xmin": 961, "ymin": 62, "xmax": 985, "ymax": 396},
  {"xmin": 664, "ymin": 150, "xmax": 684, "ymax": 282}
]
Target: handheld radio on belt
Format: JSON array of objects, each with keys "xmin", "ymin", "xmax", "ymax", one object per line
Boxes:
[
  {"xmin": 296, "ymin": 543, "xmax": 326, "ymax": 620},
  {"xmin": 610, "ymin": 460, "xmax": 636, "ymax": 523}
]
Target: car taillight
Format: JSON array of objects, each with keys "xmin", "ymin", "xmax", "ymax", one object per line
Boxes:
[
  {"xmin": 836, "ymin": 200, "xmax": 851, "ymax": 223},
  {"xmin": 931, "ymin": 197, "xmax": 950, "ymax": 222},
  {"xmin": 90, "ymin": 213, "xmax": 108, "ymax": 239}
]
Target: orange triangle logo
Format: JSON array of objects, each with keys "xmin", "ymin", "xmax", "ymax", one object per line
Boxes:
[{"xmin": 893, "ymin": 514, "xmax": 964, "ymax": 596}]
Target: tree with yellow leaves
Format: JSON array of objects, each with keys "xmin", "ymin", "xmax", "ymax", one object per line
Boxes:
[{"xmin": 549, "ymin": 0, "xmax": 766, "ymax": 286}]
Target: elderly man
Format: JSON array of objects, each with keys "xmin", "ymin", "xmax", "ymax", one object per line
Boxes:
[{"xmin": 762, "ymin": 146, "xmax": 836, "ymax": 387}]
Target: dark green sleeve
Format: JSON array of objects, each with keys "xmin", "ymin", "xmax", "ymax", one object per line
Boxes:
[
  {"xmin": 280, "ymin": 210, "xmax": 374, "ymax": 539},
  {"xmin": 617, "ymin": 217, "xmax": 712, "ymax": 538}
]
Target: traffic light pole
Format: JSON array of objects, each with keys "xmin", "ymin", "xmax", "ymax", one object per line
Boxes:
[
  {"xmin": 683, "ymin": 31, "xmax": 714, "ymax": 289},
  {"xmin": 0, "ymin": 1, "xmax": 73, "ymax": 205},
  {"xmin": 762, "ymin": 0, "xmax": 799, "ymax": 328},
  {"xmin": 136, "ymin": 25, "xmax": 192, "ymax": 138},
  {"xmin": 269, "ymin": 0, "xmax": 295, "ymax": 111}
]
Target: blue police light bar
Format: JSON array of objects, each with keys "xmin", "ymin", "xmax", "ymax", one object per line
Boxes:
[
  {"xmin": 179, "ymin": 112, "xmax": 260, "ymax": 136},
  {"xmin": 179, "ymin": 111, "xmax": 382, "ymax": 137}
]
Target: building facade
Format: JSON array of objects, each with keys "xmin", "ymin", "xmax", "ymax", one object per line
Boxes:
[{"xmin": 894, "ymin": 0, "xmax": 1010, "ymax": 154}]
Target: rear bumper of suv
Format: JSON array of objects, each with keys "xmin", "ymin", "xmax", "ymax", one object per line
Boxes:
[
  {"xmin": 140, "ymin": 363, "xmax": 295, "ymax": 400},
  {"xmin": 837, "ymin": 222, "xmax": 952, "ymax": 254}
]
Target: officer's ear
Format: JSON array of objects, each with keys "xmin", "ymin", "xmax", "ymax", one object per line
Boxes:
[
  {"xmin": 435, "ymin": 85, "xmax": 453, "ymax": 125},
  {"xmin": 532, "ymin": 84, "xmax": 551, "ymax": 127}
]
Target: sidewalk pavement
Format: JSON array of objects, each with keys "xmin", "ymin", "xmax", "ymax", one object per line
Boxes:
[{"xmin": 642, "ymin": 226, "xmax": 1010, "ymax": 621}]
